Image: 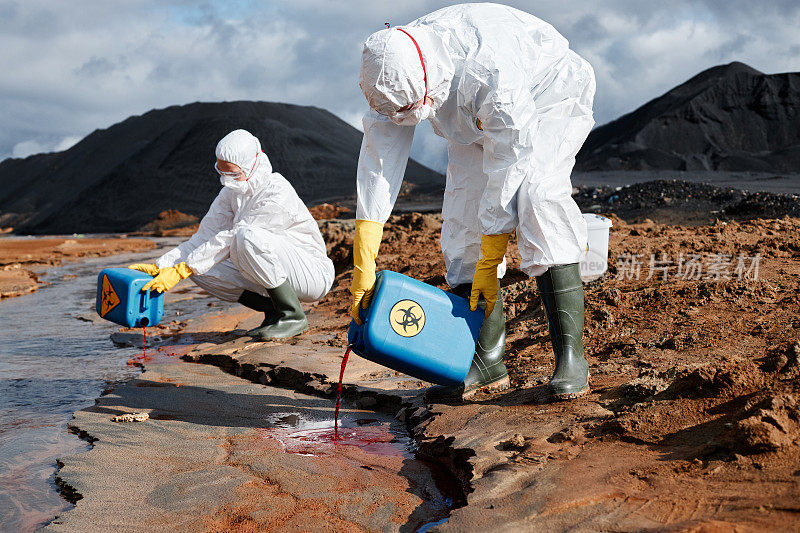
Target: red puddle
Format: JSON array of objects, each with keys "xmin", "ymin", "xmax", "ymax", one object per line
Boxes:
[
  {"xmin": 258, "ymin": 425, "xmax": 404, "ymax": 457},
  {"xmin": 334, "ymin": 346, "xmax": 352, "ymax": 440},
  {"xmin": 127, "ymin": 336, "xmax": 199, "ymax": 367},
  {"xmin": 126, "ymin": 354, "xmax": 151, "ymax": 367}
]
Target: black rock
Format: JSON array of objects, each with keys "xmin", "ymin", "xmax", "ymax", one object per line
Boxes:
[
  {"xmin": 573, "ymin": 179, "xmax": 800, "ymax": 224},
  {"xmin": 0, "ymin": 101, "xmax": 443, "ymax": 234},
  {"xmin": 577, "ymin": 62, "xmax": 800, "ymax": 173}
]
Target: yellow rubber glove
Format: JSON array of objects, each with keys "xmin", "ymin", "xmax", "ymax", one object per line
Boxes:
[
  {"xmin": 350, "ymin": 219, "xmax": 384, "ymax": 325},
  {"xmin": 142, "ymin": 262, "xmax": 193, "ymax": 293},
  {"xmin": 128, "ymin": 263, "xmax": 160, "ymax": 276},
  {"xmin": 470, "ymin": 233, "xmax": 511, "ymax": 318}
]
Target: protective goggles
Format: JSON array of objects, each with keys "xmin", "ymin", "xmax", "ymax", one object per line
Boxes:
[
  {"xmin": 214, "ymin": 153, "xmax": 260, "ymax": 181},
  {"xmin": 214, "ymin": 162, "xmax": 243, "ymax": 178}
]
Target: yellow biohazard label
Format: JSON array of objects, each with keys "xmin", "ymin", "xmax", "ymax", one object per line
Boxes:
[
  {"xmin": 389, "ymin": 299, "xmax": 426, "ymax": 338},
  {"xmin": 100, "ymin": 274, "xmax": 121, "ymax": 317}
]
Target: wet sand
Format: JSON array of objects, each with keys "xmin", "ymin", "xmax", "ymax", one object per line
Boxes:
[
  {"xmin": 0, "ymin": 237, "xmax": 156, "ymax": 299},
  {"xmin": 0, "ymin": 268, "xmax": 41, "ymax": 298},
  {"xmin": 48, "ymin": 310, "xmax": 457, "ymax": 531}
]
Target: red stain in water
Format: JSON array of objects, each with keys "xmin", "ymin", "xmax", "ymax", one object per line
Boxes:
[
  {"xmin": 334, "ymin": 346, "xmax": 352, "ymax": 441},
  {"xmin": 257, "ymin": 342, "xmax": 404, "ymax": 458},
  {"xmin": 258, "ymin": 426, "xmax": 404, "ymax": 457},
  {"xmin": 125, "ymin": 331, "xmax": 198, "ymax": 367}
]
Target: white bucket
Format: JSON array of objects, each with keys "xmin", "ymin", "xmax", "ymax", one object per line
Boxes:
[{"xmin": 580, "ymin": 214, "xmax": 613, "ymax": 281}]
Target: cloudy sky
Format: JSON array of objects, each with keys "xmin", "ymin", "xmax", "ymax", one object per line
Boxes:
[{"xmin": 1, "ymin": 0, "xmax": 798, "ymax": 171}]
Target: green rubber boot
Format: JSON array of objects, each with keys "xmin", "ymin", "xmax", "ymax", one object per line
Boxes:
[
  {"xmin": 245, "ymin": 281, "xmax": 308, "ymax": 339},
  {"xmin": 536, "ymin": 263, "xmax": 590, "ymax": 399},
  {"xmin": 425, "ymin": 286, "xmax": 510, "ymax": 402},
  {"xmin": 238, "ymin": 290, "xmax": 280, "ymax": 332}
]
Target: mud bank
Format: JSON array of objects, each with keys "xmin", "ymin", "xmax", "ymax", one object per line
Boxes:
[{"xmin": 0, "ymin": 237, "xmax": 156, "ymax": 299}]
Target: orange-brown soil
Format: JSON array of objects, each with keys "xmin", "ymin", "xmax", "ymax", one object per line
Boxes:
[
  {"xmin": 0, "ymin": 237, "xmax": 156, "ymax": 299},
  {"xmin": 307, "ymin": 212, "xmax": 800, "ymax": 529},
  {"xmin": 308, "ymin": 202, "xmax": 351, "ymax": 221}
]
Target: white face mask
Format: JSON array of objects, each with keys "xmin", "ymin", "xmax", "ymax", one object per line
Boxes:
[
  {"xmin": 389, "ymin": 100, "xmax": 432, "ymax": 126},
  {"xmin": 219, "ymin": 174, "xmax": 250, "ymax": 194},
  {"xmin": 215, "ymin": 162, "xmax": 250, "ymax": 194}
]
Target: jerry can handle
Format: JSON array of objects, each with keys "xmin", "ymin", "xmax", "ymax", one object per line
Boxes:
[
  {"xmin": 351, "ymin": 324, "xmax": 362, "ymax": 344},
  {"xmin": 140, "ymin": 288, "xmax": 151, "ymax": 312},
  {"xmin": 347, "ymin": 320, "xmax": 364, "ymax": 354}
]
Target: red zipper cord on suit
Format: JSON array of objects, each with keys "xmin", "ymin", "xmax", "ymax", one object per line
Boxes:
[
  {"xmin": 396, "ymin": 27, "xmax": 428, "ymax": 104},
  {"xmin": 245, "ymin": 151, "xmax": 262, "ymax": 182}
]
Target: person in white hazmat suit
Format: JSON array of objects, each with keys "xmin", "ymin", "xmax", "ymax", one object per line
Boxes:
[
  {"xmin": 350, "ymin": 4, "xmax": 596, "ymax": 400},
  {"xmin": 129, "ymin": 129, "xmax": 335, "ymax": 339}
]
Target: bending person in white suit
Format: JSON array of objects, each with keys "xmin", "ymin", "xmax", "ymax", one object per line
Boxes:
[{"xmin": 349, "ymin": 3, "xmax": 596, "ymax": 400}]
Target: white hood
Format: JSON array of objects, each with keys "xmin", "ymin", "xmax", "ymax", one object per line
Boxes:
[
  {"xmin": 359, "ymin": 25, "xmax": 455, "ymax": 117},
  {"xmin": 215, "ymin": 129, "xmax": 272, "ymax": 193}
]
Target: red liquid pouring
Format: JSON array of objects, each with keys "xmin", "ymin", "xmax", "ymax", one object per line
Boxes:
[
  {"xmin": 333, "ymin": 346, "xmax": 352, "ymax": 441},
  {"xmin": 126, "ymin": 327, "xmax": 152, "ymax": 367}
]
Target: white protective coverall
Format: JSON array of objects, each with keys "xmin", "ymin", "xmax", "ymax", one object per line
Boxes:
[
  {"xmin": 156, "ymin": 130, "xmax": 335, "ymax": 302},
  {"xmin": 357, "ymin": 3, "xmax": 596, "ymax": 287}
]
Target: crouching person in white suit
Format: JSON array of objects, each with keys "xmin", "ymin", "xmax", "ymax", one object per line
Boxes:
[{"xmin": 129, "ymin": 129, "xmax": 335, "ymax": 339}]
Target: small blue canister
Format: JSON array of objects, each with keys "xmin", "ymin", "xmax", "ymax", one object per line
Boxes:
[
  {"xmin": 96, "ymin": 268, "xmax": 164, "ymax": 328},
  {"xmin": 348, "ymin": 270, "xmax": 484, "ymax": 385}
]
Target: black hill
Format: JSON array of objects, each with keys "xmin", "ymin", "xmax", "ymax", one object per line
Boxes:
[
  {"xmin": 0, "ymin": 101, "xmax": 443, "ymax": 234},
  {"xmin": 577, "ymin": 62, "xmax": 800, "ymax": 173}
]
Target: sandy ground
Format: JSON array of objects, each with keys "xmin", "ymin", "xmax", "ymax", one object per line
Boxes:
[
  {"xmin": 49, "ymin": 310, "xmax": 455, "ymax": 532},
  {"xmin": 49, "ymin": 205, "xmax": 800, "ymax": 531},
  {"xmin": 0, "ymin": 237, "xmax": 156, "ymax": 299}
]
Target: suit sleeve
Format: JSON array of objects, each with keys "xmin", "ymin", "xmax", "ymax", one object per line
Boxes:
[
  {"xmin": 355, "ymin": 109, "xmax": 416, "ymax": 223},
  {"xmin": 155, "ymin": 191, "xmax": 235, "ymax": 274}
]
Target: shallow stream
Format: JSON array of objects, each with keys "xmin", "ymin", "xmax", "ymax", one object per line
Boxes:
[{"xmin": 0, "ymin": 238, "xmax": 225, "ymax": 531}]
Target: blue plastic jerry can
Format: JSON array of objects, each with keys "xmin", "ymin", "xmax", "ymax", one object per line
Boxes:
[
  {"xmin": 347, "ymin": 270, "xmax": 485, "ymax": 386},
  {"xmin": 96, "ymin": 268, "xmax": 164, "ymax": 328}
]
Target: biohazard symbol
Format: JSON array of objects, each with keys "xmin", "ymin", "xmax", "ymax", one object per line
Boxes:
[
  {"xmin": 100, "ymin": 274, "xmax": 121, "ymax": 317},
  {"xmin": 389, "ymin": 299, "xmax": 426, "ymax": 338}
]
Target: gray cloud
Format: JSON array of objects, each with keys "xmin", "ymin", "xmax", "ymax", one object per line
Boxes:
[
  {"xmin": 75, "ymin": 56, "xmax": 118, "ymax": 78},
  {"xmin": 0, "ymin": 0, "xmax": 798, "ymax": 172}
]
